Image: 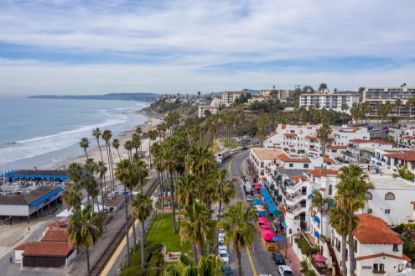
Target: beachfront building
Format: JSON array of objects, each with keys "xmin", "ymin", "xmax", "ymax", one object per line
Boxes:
[
  {"xmin": 260, "ymin": 89, "xmax": 289, "ymax": 101},
  {"xmin": 211, "ymin": 91, "xmax": 243, "ymax": 107},
  {"xmin": 328, "ymin": 214, "xmax": 409, "ymax": 276},
  {"xmin": 197, "ymin": 105, "xmax": 219, "ymax": 118},
  {"xmin": 299, "ymin": 92, "xmax": 359, "ymax": 113},
  {"xmin": 15, "ymin": 219, "xmax": 76, "ymax": 268},
  {"xmin": 362, "ymin": 86, "xmax": 415, "ymax": 117},
  {"xmin": 249, "ymin": 148, "xmax": 281, "ymax": 178}
]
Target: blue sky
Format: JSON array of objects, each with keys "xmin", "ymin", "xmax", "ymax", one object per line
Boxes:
[{"xmin": 0, "ymin": 0, "xmax": 415, "ymax": 95}]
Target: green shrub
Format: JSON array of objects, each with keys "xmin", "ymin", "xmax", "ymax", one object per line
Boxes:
[{"xmin": 295, "ymin": 236, "xmax": 320, "ymax": 256}]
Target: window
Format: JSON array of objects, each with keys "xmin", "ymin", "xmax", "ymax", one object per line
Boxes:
[
  {"xmin": 393, "ymin": 244, "xmax": 399, "ymax": 252},
  {"xmin": 303, "ymin": 163, "xmax": 309, "ymax": 168},
  {"xmin": 328, "ymin": 185, "xmax": 333, "ymax": 195},
  {"xmin": 367, "ymin": 208, "xmax": 372, "ymax": 214},
  {"xmin": 373, "ymin": 263, "xmax": 385, "ymax": 273},
  {"xmin": 365, "ymin": 192, "xmax": 373, "ymax": 200},
  {"xmin": 289, "ymin": 163, "xmax": 294, "ymax": 168},
  {"xmin": 385, "ymin": 209, "xmax": 391, "ymax": 214},
  {"xmin": 385, "ymin": 192, "xmax": 395, "ymax": 200}
]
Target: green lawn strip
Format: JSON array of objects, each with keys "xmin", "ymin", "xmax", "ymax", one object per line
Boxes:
[{"xmin": 147, "ymin": 213, "xmax": 192, "ymax": 254}]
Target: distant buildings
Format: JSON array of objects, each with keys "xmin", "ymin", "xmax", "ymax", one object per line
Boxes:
[
  {"xmin": 198, "ymin": 105, "xmax": 219, "ymax": 118},
  {"xmin": 211, "ymin": 91, "xmax": 243, "ymax": 107},
  {"xmin": 362, "ymin": 86, "xmax": 415, "ymax": 116},
  {"xmin": 299, "ymin": 92, "xmax": 359, "ymax": 113}
]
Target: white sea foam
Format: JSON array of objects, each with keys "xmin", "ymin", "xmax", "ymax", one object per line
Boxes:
[{"xmin": 0, "ymin": 115, "xmax": 128, "ymax": 165}]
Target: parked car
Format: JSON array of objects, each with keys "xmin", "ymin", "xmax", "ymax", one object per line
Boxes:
[
  {"xmin": 218, "ymin": 245, "xmax": 228, "ymax": 252},
  {"xmin": 222, "ymin": 265, "xmax": 233, "ymax": 276},
  {"xmin": 271, "ymin": 252, "xmax": 286, "ymax": 265},
  {"xmin": 218, "ymin": 250, "xmax": 230, "ymax": 264},
  {"xmin": 277, "ymin": 265, "xmax": 293, "ymax": 276},
  {"xmin": 218, "ymin": 233, "xmax": 225, "ymax": 244}
]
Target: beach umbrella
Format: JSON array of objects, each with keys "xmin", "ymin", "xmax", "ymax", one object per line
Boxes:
[
  {"xmin": 258, "ymin": 217, "xmax": 268, "ymax": 222},
  {"xmin": 260, "ymin": 224, "xmax": 271, "ymax": 229},
  {"xmin": 261, "ymin": 230, "xmax": 274, "ymax": 241},
  {"xmin": 313, "ymin": 254, "xmax": 327, "ymax": 262}
]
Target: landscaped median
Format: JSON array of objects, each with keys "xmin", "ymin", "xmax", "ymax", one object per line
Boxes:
[{"xmin": 121, "ymin": 213, "xmax": 192, "ymax": 275}]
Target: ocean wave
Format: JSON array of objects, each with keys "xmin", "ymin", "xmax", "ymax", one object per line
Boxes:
[{"xmin": 0, "ymin": 115, "xmax": 128, "ymax": 165}]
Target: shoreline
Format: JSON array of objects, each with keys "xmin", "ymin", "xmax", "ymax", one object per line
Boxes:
[{"xmin": 52, "ymin": 108, "xmax": 163, "ymax": 170}]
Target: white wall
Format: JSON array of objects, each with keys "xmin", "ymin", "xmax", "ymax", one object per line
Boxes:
[{"xmin": 0, "ymin": 204, "xmax": 28, "ymax": 216}]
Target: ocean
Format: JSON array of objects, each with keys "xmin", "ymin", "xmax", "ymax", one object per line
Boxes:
[{"xmin": 0, "ymin": 97, "xmax": 149, "ymax": 171}]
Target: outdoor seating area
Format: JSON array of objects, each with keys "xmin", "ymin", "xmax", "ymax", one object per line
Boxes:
[{"xmin": 311, "ymin": 253, "xmax": 331, "ymax": 275}]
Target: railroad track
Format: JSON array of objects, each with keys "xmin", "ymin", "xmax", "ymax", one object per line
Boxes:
[{"xmin": 90, "ymin": 178, "xmax": 159, "ymax": 276}]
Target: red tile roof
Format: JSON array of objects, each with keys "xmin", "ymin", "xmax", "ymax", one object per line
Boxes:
[
  {"xmin": 322, "ymin": 156, "xmax": 334, "ymax": 164},
  {"xmin": 327, "ymin": 145, "xmax": 347, "ymax": 149},
  {"xmin": 15, "ymin": 242, "xmax": 30, "ymax": 251},
  {"xmin": 354, "ymin": 214, "xmax": 403, "ymax": 244},
  {"xmin": 385, "ymin": 151, "xmax": 415, "ymax": 161},
  {"xmin": 47, "ymin": 219, "xmax": 67, "ymax": 229},
  {"xmin": 291, "ymin": 175, "xmax": 308, "ymax": 183},
  {"xmin": 350, "ymin": 139, "xmax": 393, "ymax": 145},
  {"xmin": 284, "ymin": 133, "xmax": 297, "ymax": 138},
  {"xmin": 310, "ymin": 168, "xmax": 338, "ymax": 177},
  {"xmin": 251, "ymin": 148, "xmax": 282, "ymax": 160},
  {"xmin": 22, "ymin": 241, "xmax": 73, "ymax": 257},
  {"xmin": 278, "ymin": 154, "xmax": 311, "ymax": 163},
  {"xmin": 42, "ymin": 228, "xmax": 68, "ymax": 243},
  {"xmin": 305, "ymin": 135, "xmax": 318, "ymax": 140},
  {"xmin": 355, "ymin": 253, "xmax": 410, "ymax": 262}
]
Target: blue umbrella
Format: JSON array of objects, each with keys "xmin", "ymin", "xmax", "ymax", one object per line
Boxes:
[{"xmin": 272, "ymin": 236, "xmax": 284, "ymax": 242}]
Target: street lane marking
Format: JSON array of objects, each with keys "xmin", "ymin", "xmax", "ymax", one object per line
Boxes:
[{"xmin": 246, "ymin": 246, "xmax": 258, "ymax": 276}]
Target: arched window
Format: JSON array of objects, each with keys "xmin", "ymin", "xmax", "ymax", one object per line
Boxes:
[
  {"xmin": 329, "ymin": 185, "xmax": 333, "ymax": 195},
  {"xmin": 385, "ymin": 192, "xmax": 395, "ymax": 200},
  {"xmin": 365, "ymin": 192, "xmax": 372, "ymax": 200}
]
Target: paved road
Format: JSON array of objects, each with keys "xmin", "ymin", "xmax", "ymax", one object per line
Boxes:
[{"xmin": 226, "ymin": 150, "xmax": 279, "ymax": 276}]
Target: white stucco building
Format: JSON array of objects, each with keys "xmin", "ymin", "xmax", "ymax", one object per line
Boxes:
[{"xmin": 299, "ymin": 92, "xmax": 359, "ymax": 113}]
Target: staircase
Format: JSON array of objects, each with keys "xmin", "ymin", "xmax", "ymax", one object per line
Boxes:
[{"xmin": 327, "ymin": 240, "xmax": 341, "ymax": 276}]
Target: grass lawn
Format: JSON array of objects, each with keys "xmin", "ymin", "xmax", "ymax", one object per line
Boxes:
[{"xmin": 147, "ymin": 213, "xmax": 192, "ymax": 255}]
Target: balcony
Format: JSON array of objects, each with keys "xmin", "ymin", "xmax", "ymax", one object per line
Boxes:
[{"xmin": 373, "ymin": 270, "xmax": 385, "ymax": 274}]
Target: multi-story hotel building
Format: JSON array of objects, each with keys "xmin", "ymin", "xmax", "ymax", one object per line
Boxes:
[
  {"xmin": 362, "ymin": 86, "xmax": 415, "ymax": 116},
  {"xmin": 299, "ymin": 92, "xmax": 359, "ymax": 113}
]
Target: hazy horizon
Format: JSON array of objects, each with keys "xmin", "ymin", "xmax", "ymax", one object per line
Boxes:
[{"xmin": 1, "ymin": 0, "xmax": 415, "ymax": 96}]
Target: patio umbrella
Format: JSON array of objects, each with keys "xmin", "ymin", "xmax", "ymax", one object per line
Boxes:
[
  {"xmin": 261, "ymin": 230, "xmax": 274, "ymax": 241},
  {"xmin": 260, "ymin": 224, "xmax": 271, "ymax": 229},
  {"xmin": 272, "ymin": 236, "xmax": 284, "ymax": 242},
  {"xmin": 258, "ymin": 217, "xmax": 268, "ymax": 222},
  {"xmin": 313, "ymin": 254, "xmax": 327, "ymax": 262}
]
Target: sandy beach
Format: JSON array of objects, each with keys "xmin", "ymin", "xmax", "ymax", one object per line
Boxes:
[{"xmin": 53, "ymin": 109, "xmax": 163, "ymax": 170}]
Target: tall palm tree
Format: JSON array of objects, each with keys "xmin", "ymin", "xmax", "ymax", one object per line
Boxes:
[
  {"xmin": 92, "ymin": 128, "xmax": 104, "ymax": 161},
  {"xmin": 124, "ymin": 140, "xmax": 133, "ymax": 161},
  {"xmin": 180, "ymin": 202, "xmax": 213, "ymax": 263},
  {"xmin": 395, "ymin": 98, "xmax": 402, "ymax": 117},
  {"xmin": 185, "ymin": 143, "xmax": 215, "ymax": 179},
  {"xmin": 211, "ymin": 169, "xmax": 235, "ymax": 220},
  {"xmin": 102, "ymin": 130, "xmax": 115, "ymax": 190},
  {"xmin": 96, "ymin": 161, "xmax": 107, "ymax": 211},
  {"xmin": 62, "ymin": 184, "xmax": 82, "ymax": 210},
  {"xmin": 175, "ymin": 174, "xmax": 198, "ymax": 207},
  {"xmin": 335, "ymin": 165, "xmax": 372, "ymax": 275},
  {"xmin": 148, "ymin": 130, "xmax": 158, "ymax": 168},
  {"xmin": 112, "ymin": 139, "xmax": 121, "ymax": 160},
  {"xmin": 67, "ymin": 205, "xmax": 103, "ymax": 275},
  {"xmin": 132, "ymin": 193, "xmax": 153, "ymax": 270},
  {"xmin": 132, "ymin": 133, "xmax": 141, "ymax": 157},
  {"xmin": 151, "ymin": 142, "xmax": 165, "ymax": 212},
  {"xmin": 68, "ymin": 162, "xmax": 82, "ymax": 183},
  {"xmin": 317, "ymin": 120, "xmax": 331, "ymax": 156},
  {"xmin": 310, "ymin": 191, "xmax": 330, "ymax": 239},
  {"xmin": 114, "ymin": 159, "xmax": 132, "ymax": 265},
  {"xmin": 79, "ymin": 138, "xmax": 90, "ymax": 160},
  {"xmin": 219, "ymin": 202, "xmax": 257, "ymax": 275},
  {"xmin": 329, "ymin": 206, "xmax": 350, "ymax": 276}
]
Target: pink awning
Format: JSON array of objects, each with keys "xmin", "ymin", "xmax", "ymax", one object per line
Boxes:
[
  {"xmin": 260, "ymin": 224, "xmax": 271, "ymax": 229},
  {"xmin": 261, "ymin": 230, "xmax": 274, "ymax": 241},
  {"xmin": 313, "ymin": 254, "xmax": 327, "ymax": 262}
]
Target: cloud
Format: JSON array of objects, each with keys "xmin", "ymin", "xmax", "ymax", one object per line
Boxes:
[{"xmin": 0, "ymin": 0, "xmax": 415, "ymax": 94}]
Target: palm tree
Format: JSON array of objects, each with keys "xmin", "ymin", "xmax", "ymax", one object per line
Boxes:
[
  {"xmin": 79, "ymin": 138, "xmax": 90, "ymax": 160},
  {"xmin": 211, "ymin": 169, "xmax": 235, "ymax": 220},
  {"xmin": 329, "ymin": 206, "xmax": 350, "ymax": 276},
  {"xmin": 165, "ymin": 254, "xmax": 222, "ymax": 276},
  {"xmin": 151, "ymin": 142, "xmax": 165, "ymax": 212},
  {"xmin": 334, "ymin": 165, "xmax": 372, "ymax": 275},
  {"xmin": 62, "ymin": 184, "xmax": 82, "ymax": 210},
  {"xmin": 102, "ymin": 130, "xmax": 115, "ymax": 190},
  {"xmin": 114, "ymin": 159, "xmax": 132, "ymax": 265},
  {"xmin": 319, "ymin": 83, "xmax": 328, "ymax": 93},
  {"xmin": 124, "ymin": 140, "xmax": 133, "ymax": 160},
  {"xmin": 148, "ymin": 130, "xmax": 158, "ymax": 168},
  {"xmin": 96, "ymin": 161, "xmax": 107, "ymax": 211},
  {"xmin": 219, "ymin": 202, "xmax": 257, "ymax": 275},
  {"xmin": 185, "ymin": 143, "xmax": 215, "ymax": 179},
  {"xmin": 310, "ymin": 191, "xmax": 330, "ymax": 240},
  {"xmin": 92, "ymin": 128, "xmax": 104, "ymax": 161},
  {"xmin": 175, "ymin": 174, "xmax": 198, "ymax": 207},
  {"xmin": 317, "ymin": 120, "xmax": 331, "ymax": 156},
  {"xmin": 180, "ymin": 202, "xmax": 213, "ymax": 263},
  {"xmin": 132, "ymin": 133, "xmax": 141, "ymax": 157},
  {"xmin": 68, "ymin": 162, "xmax": 82, "ymax": 183},
  {"xmin": 112, "ymin": 139, "xmax": 121, "ymax": 160},
  {"xmin": 395, "ymin": 98, "xmax": 402, "ymax": 117},
  {"xmin": 131, "ymin": 193, "xmax": 153, "ymax": 270},
  {"xmin": 67, "ymin": 205, "xmax": 103, "ymax": 275}
]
